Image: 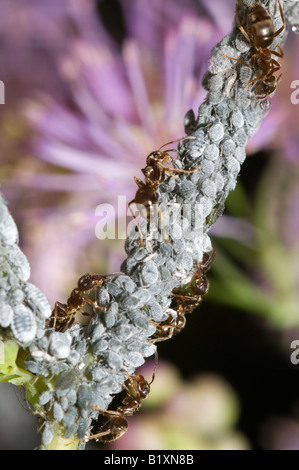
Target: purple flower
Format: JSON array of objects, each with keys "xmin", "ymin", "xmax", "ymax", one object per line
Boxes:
[
  {"xmin": 2, "ymin": 0, "xmax": 298, "ymax": 306},
  {"xmin": 5, "ymin": 0, "xmax": 236, "ymax": 302},
  {"xmin": 0, "ymin": 0, "xmax": 105, "ymax": 103}
]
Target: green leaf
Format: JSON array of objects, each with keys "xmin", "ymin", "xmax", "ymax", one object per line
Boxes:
[{"xmin": 0, "ymin": 340, "xmax": 33, "ymax": 385}]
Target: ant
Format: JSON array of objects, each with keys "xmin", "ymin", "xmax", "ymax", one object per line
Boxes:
[
  {"xmin": 48, "ymin": 273, "xmax": 113, "ymax": 332},
  {"xmin": 223, "ymin": 0, "xmax": 285, "ymax": 98},
  {"xmin": 128, "ymin": 136, "xmax": 197, "ymax": 248},
  {"xmin": 150, "ymin": 250, "xmax": 216, "ymax": 342},
  {"xmin": 67, "ymin": 351, "xmax": 158, "ymax": 444}
]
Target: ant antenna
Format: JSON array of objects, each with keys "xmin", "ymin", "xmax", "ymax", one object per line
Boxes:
[
  {"xmin": 158, "ymin": 135, "xmax": 196, "ymax": 152},
  {"xmin": 149, "ymin": 348, "xmax": 158, "ymax": 385}
]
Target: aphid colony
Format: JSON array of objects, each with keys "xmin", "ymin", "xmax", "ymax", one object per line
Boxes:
[
  {"xmin": 62, "ymin": 249, "xmax": 215, "ymax": 446},
  {"xmin": 128, "ymin": 136, "xmax": 197, "ymax": 248},
  {"xmin": 47, "ymin": 133, "xmax": 215, "ymax": 445},
  {"xmin": 46, "ymin": 0, "xmax": 287, "ymax": 445},
  {"xmin": 223, "ymin": 0, "xmax": 285, "ymax": 99}
]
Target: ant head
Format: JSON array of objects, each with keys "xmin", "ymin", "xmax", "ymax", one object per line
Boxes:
[
  {"xmin": 146, "ymin": 150, "xmax": 165, "ymax": 164},
  {"xmin": 77, "ymin": 274, "xmax": 105, "ymax": 291},
  {"xmin": 255, "ymin": 78, "xmax": 276, "ymax": 97},
  {"xmin": 145, "ymin": 136, "xmax": 196, "ymax": 164}
]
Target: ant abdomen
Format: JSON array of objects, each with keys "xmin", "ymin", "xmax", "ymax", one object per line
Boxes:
[
  {"xmin": 97, "ymin": 415, "xmax": 128, "ymax": 442},
  {"xmin": 249, "ymin": 5, "xmax": 274, "ymax": 48}
]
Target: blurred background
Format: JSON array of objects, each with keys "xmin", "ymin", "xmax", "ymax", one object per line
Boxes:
[{"xmin": 1, "ymin": 0, "xmax": 299, "ymax": 450}]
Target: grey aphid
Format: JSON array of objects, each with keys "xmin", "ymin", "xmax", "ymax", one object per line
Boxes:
[
  {"xmin": 48, "ymin": 332, "xmax": 71, "ymax": 359},
  {"xmin": 11, "ymin": 305, "xmax": 37, "ymax": 344}
]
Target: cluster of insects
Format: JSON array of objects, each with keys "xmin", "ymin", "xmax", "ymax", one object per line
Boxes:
[
  {"xmin": 128, "ymin": 136, "xmax": 197, "ymax": 248},
  {"xmin": 67, "ymin": 351, "xmax": 158, "ymax": 445},
  {"xmin": 48, "ymin": 273, "xmax": 115, "ymax": 332},
  {"xmin": 67, "ymin": 245, "xmax": 214, "ymax": 444},
  {"xmin": 47, "ymin": 0, "xmax": 289, "ymax": 448},
  {"xmin": 150, "ymin": 250, "xmax": 215, "ymax": 343},
  {"xmin": 49, "ymin": 136, "xmax": 198, "ymax": 332},
  {"xmin": 49, "ymin": 135, "xmax": 213, "ymax": 446},
  {"xmin": 223, "ymin": 0, "xmax": 285, "ymax": 98}
]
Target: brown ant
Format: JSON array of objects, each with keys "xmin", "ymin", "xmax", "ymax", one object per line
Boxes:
[
  {"xmin": 150, "ymin": 250, "xmax": 216, "ymax": 342},
  {"xmin": 66, "ymin": 351, "xmax": 158, "ymax": 445},
  {"xmin": 223, "ymin": 0, "xmax": 285, "ymax": 98},
  {"xmin": 128, "ymin": 136, "xmax": 197, "ymax": 248},
  {"xmin": 48, "ymin": 273, "xmax": 113, "ymax": 332}
]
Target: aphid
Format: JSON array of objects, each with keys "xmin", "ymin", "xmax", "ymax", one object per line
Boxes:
[
  {"xmin": 223, "ymin": 0, "xmax": 285, "ymax": 98},
  {"xmin": 48, "ymin": 274, "xmax": 108, "ymax": 332},
  {"xmin": 67, "ymin": 352, "xmax": 158, "ymax": 445},
  {"xmin": 128, "ymin": 136, "xmax": 197, "ymax": 248},
  {"xmin": 150, "ymin": 250, "xmax": 216, "ymax": 342},
  {"xmin": 11, "ymin": 304, "xmax": 37, "ymax": 344}
]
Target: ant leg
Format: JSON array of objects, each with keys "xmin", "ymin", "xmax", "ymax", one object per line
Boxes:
[
  {"xmin": 245, "ymin": 70, "xmax": 266, "ymax": 89},
  {"xmin": 277, "ymin": 73, "xmax": 282, "ymax": 83},
  {"xmin": 105, "ymin": 273, "xmax": 122, "ymax": 281},
  {"xmin": 128, "ymin": 201, "xmax": 144, "ymax": 248},
  {"xmin": 238, "ymin": 25, "xmax": 251, "ymax": 44},
  {"xmin": 149, "ymin": 320, "xmax": 174, "ymax": 342},
  {"xmin": 164, "ymin": 167, "xmax": 198, "ymax": 177},
  {"xmin": 65, "ymin": 408, "xmax": 128, "ymax": 445},
  {"xmin": 249, "ymin": 52, "xmax": 260, "ymax": 68},
  {"xmin": 157, "ymin": 205, "xmax": 170, "ymax": 245},
  {"xmin": 65, "ymin": 429, "xmax": 112, "ymax": 446},
  {"xmin": 273, "ymin": 0, "xmax": 285, "ymax": 38},
  {"xmin": 158, "ymin": 155, "xmax": 197, "ymax": 176},
  {"xmin": 270, "ymin": 59, "xmax": 282, "ymax": 72},
  {"xmin": 163, "ymin": 170, "xmax": 179, "ymax": 178},
  {"xmin": 80, "ymin": 311, "xmax": 93, "ymax": 318},
  {"xmin": 51, "ymin": 302, "xmax": 67, "ymax": 330},
  {"xmin": 81, "ymin": 296, "xmax": 105, "ymax": 310},
  {"xmin": 91, "ymin": 406, "xmax": 123, "ymax": 417},
  {"xmin": 148, "ymin": 335, "xmax": 172, "ymax": 343},
  {"xmin": 222, "ymin": 54, "xmax": 251, "ymax": 68},
  {"xmin": 149, "ymin": 348, "xmax": 159, "ymax": 384},
  {"xmin": 235, "ymin": 5, "xmax": 251, "ymax": 43},
  {"xmin": 171, "ymin": 292, "xmax": 189, "ymax": 300},
  {"xmin": 59, "ymin": 315, "xmax": 75, "ymax": 333},
  {"xmin": 270, "ymin": 45, "xmax": 284, "ymax": 59},
  {"xmin": 150, "ymin": 320, "xmax": 164, "ymax": 328}
]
